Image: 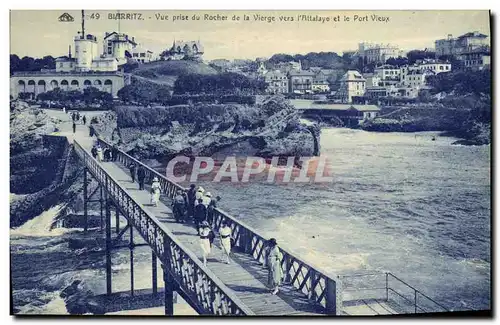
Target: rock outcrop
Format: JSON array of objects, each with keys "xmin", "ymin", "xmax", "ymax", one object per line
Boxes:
[{"xmin": 93, "ymin": 96, "xmax": 321, "ymax": 164}]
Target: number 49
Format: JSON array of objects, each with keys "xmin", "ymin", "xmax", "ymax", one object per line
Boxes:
[{"xmin": 90, "ymin": 13, "xmax": 100, "ymax": 19}]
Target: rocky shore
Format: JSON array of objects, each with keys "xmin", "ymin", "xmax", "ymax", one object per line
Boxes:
[{"xmin": 92, "ymin": 96, "xmax": 321, "ymax": 166}]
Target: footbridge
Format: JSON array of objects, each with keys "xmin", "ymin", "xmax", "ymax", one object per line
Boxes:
[
  {"xmin": 48, "ymin": 110, "xmax": 448, "ymax": 316},
  {"xmin": 68, "ymin": 128, "xmax": 341, "ymax": 316}
]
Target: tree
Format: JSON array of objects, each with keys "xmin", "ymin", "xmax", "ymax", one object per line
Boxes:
[
  {"xmin": 407, "ymin": 50, "xmax": 436, "ymax": 64},
  {"xmin": 386, "ymin": 56, "xmax": 409, "ymax": 67}
]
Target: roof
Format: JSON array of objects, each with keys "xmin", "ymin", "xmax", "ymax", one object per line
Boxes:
[
  {"xmin": 375, "ymin": 64, "xmax": 398, "ymax": 70},
  {"xmin": 56, "ymin": 56, "xmax": 76, "ymax": 62},
  {"xmin": 103, "ymin": 32, "xmax": 138, "ymax": 45},
  {"xmin": 341, "ymin": 70, "xmax": 365, "ymax": 82},
  {"xmin": 289, "ymin": 99, "xmax": 380, "ymax": 112},
  {"xmin": 264, "ymin": 70, "xmax": 287, "ymax": 79},
  {"xmin": 458, "ymin": 31, "xmax": 488, "ymax": 39},
  {"xmin": 288, "ymin": 70, "xmax": 315, "ymax": 77}
]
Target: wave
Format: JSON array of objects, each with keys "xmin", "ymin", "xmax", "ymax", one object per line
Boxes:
[{"xmin": 10, "ymin": 204, "xmax": 76, "ymax": 237}]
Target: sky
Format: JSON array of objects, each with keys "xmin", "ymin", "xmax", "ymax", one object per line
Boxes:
[{"xmin": 10, "ymin": 10, "xmax": 490, "ymax": 61}]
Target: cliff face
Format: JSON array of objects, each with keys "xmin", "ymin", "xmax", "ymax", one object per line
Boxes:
[
  {"xmin": 10, "ymin": 101, "xmax": 82, "ymax": 227},
  {"xmin": 93, "ymin": 96, "xmax": 321, "ymax": 164}
]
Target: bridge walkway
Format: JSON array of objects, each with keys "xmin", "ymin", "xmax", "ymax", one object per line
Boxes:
[{"xmin": 95, "ymin": 152, "xmax": 324, "ymax": 315}]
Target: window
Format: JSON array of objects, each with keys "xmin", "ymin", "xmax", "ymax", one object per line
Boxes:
[
  {"xmin": 439, "ymin": 66, "xmax": 443, "ymax": 70},
  {"xmin": 140, "ymin": 53, "xmax": 146, "ymax": 58},
  {"xmin": 133, "ymin": 53, "xmax": 138, "ymax": 57},
  {"xmin": 59, "ymin": 63, "xmax": 63, "ymax": 68}
]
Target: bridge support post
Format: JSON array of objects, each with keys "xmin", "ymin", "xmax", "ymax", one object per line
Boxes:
[
  {"xmin": 115, "ymin": 206, "xmax": 120, "ymax": 234},
  {"xmin": 163, "ymin": 268, "xmax": 174, "ymax": 315},
  {"xmin": 83, "ymin": 168, "xmax": 88, "ymax": 233},
  {"xmin": 152, "ymin": 252, "xmax": 158, "ymax": 294},
  {"xmin": 325, "ymin": 277, "xmax": 343, "ymax": 315},
  {"xmin": 100, "ymin": 187, "xmax": 104, "ymax": 231},
  {"xmin": 105, "ymin": 194, "xmax": 112, "ymax": 295},
  {"xmin": 129, "ymin": 221, "xmax": 134, "ymax": 297}
]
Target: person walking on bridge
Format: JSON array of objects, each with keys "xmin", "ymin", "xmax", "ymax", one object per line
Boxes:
[
  {"xmin": 96, "ymin": 146, "xmax": 103, "ymax": 162},
  {"xmin": 137, "ymin": 166, "xmax": 146, "ymax": 190},
  {"xmin": 199, "ymin": 221, "xmax": 212, "ymax": 267},
  {"xmin": 111, "ymin": 145, "xmax": 119, "ymax": 162},
  {"xmin": 194, "ymin": 198, "xmax": 207, "ymax": 234},
  {"xmin": 186, "ymin": 184, "xmax": 197, "ymax": 219},
  {"xmin": 219, "ymin": 220, "xmax": 232, "ymax": 264},
  {"xmin": 266, "ymin": 238, "xmax": 283, "ymax": 295},
  {"xmin": 128, "ymin": 163, "xmax": 136, "ymax": 183},
  {"xmin": 172, "ymin": 190, "xmax": 186, "ymax": 223},
  {"xmin": 150, "ymin": 177, "xmax": 162, "ymax": 207},
  {"xmin": 72, "ymin": 121, "xmax": 76, "ymax": 134},
  {"xmin": 91, "ymin": 146, "xmax": 98, "ymax": 160},
  {"xmin": 82, "ymin": 115, "xmax": 87, "ymax": 125}
]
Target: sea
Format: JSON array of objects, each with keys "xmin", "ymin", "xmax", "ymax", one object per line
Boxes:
[{"xmin": 10, "ymin": 128, "xmax": 491, "ymax": 313}]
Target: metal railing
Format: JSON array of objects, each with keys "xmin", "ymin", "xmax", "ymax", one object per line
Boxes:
[
  {"xmin": 340, "ymin": 272, "xmax": 449, "ymax": 314},
  {"xmin": 74, "ymin": 140, "xmax": 254, "ymax": 316},
  {"xmin": 95, "ymin": 137, "xmax": 343, "ymax": 315}
]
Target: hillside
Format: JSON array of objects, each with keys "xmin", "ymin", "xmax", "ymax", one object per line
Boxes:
[{"xmin": 131, "ymin": 60, "xmax": 218, "ymax": 87}]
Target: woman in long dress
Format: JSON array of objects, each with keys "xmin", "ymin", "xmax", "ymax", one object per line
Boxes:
[
  {"xmin": 266, "ymin": 238, "xmax": 283, "ymax": 295},
  {"xmin": 195, "ymin": 187, "xmax": 205, "ymax": 206},
  {"xmin": 199, "ymin": 221, "xmax": 211, "ymax": 266},
  {"xmin": 219, "ymin": 220, "xmax": 232, "ymax": 264},
  {"xmin": 150, "ymin": 177, "xmax": 161, "ymax": 207},
  {"xmin": 96, "ymin": 146, "xmax": 104, "ymax": 162}
]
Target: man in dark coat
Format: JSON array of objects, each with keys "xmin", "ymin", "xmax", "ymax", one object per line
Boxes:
[
  {"xmin": 72, "ymin": 122, "xmax": 76, "ymax": 134},
  {"xmin": 103, "ymin": 148, "xmax": 111, "ymax": 162},
  {"xmin": 91, "ymin": 146, "xmax": 98, "ymax": 159},
  {"xmin": 186, "ymin": 184, "xmax": 197, "ymax": 219},
  {"xmin": 128, "ymin": 163, "xmax": 136, "ymax": 183},
  {"xmin": 111, "ymin": 145, "xmax": 119, "ymax": 162},
  {"xmin": 207, "ymin": 195, "xmax": 221, "ymax": 227},
  {"xmin": 89, "ymin": 125, "xmax": 94, "ymax": 137},
  {"xmin": 82, "ymin": 115, "xmax": 87, "ymax": 125},
  {"xmin": 137, "ymin": 166, "xmax": 146, "ymax": 190},
  {"xmin": 194, "ymin": 198, "xmax": 207, "ymax": 234},
  {"xmin": 172, "ymin": 190, "xmax": 186, "ymax": 223}
]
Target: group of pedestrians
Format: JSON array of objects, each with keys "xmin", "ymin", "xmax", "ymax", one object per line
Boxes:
[
  {"xmin": 70, "ymin": 111, "xmax": 86, "ymax": 134},
  {"xmin": 128, "ymin": 162, "xmax": 147, "ymax": 191},
  {"xmin": 85, "ymin": 126, "xmax": 283, "ymax": 295},
  {"xmin": 90, "ymin": 144, "xmax": 119, "ymax": 163}
]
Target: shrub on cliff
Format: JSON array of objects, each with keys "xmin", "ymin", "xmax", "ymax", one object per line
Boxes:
[
  {"xmin": 118, "ymin": 79, "xmax": 172, "ymax": 105},
  {"xmin": 174, "ymin": 72, "xmax": 266, "ymax": 95}
]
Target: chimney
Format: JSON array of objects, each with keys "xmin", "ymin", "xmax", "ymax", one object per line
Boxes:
[
  {"xmin": 68, "ymin": 45, "xmax": 72, "ymax": 59},
  {"xmin": 447, "ymin": 34, "xmax": 452, "ymax": 40}
]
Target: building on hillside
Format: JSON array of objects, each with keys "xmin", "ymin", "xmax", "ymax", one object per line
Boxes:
[
  {"xmin": 415, "ymin": 59, "xmax": 451, "ymax": 74},
  {"xmin": 363, "ymin": 73, "xmax": 381, "ymax": 87},
  {"xmin": 435, "ymin": 31, "xmax": 489, "ymax": 57},
  {"xmin": 288, "ymin": 70, "xmax": 315, "ymax": 94},
  {"xmin": 275, "ymin": 61, "xmax": 302, "ymax": 74},
  {"xmin": 312, "ymin": 80, "xmax": 330, "ymax": 93},
  {"xmin": 132, "ymin": 46, "xmax": 154, "ymax": 63},
  {"xmin": 103, "ymin": 32, "xmax": 137, "ymax": 65},
  {"xmin": 358, "ymin": 42, "xmax": 403, "ymax": 64},
  {"xmin": 11, "ymin": 71, "xmax": 127, "ymax": 99},
  {"xmin": 161, "ymin": 40, "xmax": 204, "ymax": 61},
  {"xmin": 10, "ymin": 16, "xmax": 127, "ymax": 99},
  {"xmin": 459, "ymin": 46, "xmax": 491, "ymax": 70},
  {"xmin": 374, "ymin": 64, "xmax": 401, "ymax": 84},
  {"xmin": 264, "ymin": 70, "xmax": 288, "ymax": 94},
  {"xmin": 338, "ymin": 70, "xmax": 366, "ymax": 103},
  {"xmin": 257, "ymin": 61, "xmax": 268, "ymax": 76},
  {"xmin": 290, "ymin": 99, "xmax": 381, "ymax": 122}
]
